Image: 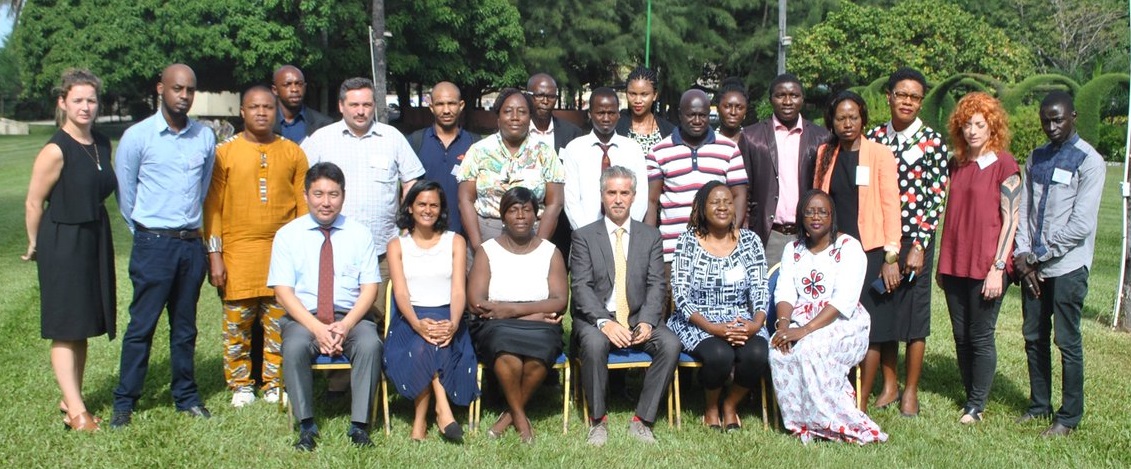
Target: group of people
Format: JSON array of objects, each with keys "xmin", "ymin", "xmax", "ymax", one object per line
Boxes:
[{"xmin": 24, "ymin": 60, "xmax": 1102, "ymax": 450}]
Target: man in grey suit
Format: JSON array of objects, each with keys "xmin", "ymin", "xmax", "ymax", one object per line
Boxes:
[{"xmin": 570, "ymin": 165, "xmax": 681, "ymax": 446}]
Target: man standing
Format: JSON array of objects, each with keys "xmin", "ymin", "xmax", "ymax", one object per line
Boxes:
[
  {"xmin": 112, "ymin": 64, "xmax": 216, "ymax": 427},
  {"xmin": 301, "ymin": 77, "xmax": 424, "ymax": 323},
  {"xmin": 570, "ymin": 166, "xmax": 680, "ymax": 446},
  {"xmin": 203, "ymin": 85, "xmax": 309, "ymax": 408},
  {"xmin": 269, "ymin": 162, "xmax": 383, "ymax": 450},
  {"xmin": 1013, "ymin": 91, "xmax": 1104, "ymax": 437},
  {"xmin": 646, "ymin": 89, "xmax": 747, "ymax": 263},
  {"xmin": 739, "ymin": 73, "xmax": 828, "ymax": 264},
  {"xmin": 528, "ymin": 72, "xmax": 584, "ymax": 260},
  {"xmin": 272, "ymin": 65, "xmax": 333, "ymax": 144},
  {"xmin": 406, "ymin": 81, "xmax": 478, "ymax": 235},
  {"xmin": 562, "ymin": 87, "xmax": 649, "ymax": 229}
]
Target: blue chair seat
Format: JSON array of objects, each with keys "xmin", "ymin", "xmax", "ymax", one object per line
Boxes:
[
  {"xmin": 677, "ymin": 352, "xmax": 700, "ymax": 366},
  {"xmin": 607, "ymin": 348, "xmax": 654, "ymax": 365},
  {"xmin": 312, "ymin": 354, "xmax": 351, "ymax": 366}
]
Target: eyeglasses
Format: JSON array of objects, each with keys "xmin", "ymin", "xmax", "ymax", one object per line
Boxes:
[
  {"xmin": 529, "ymin": 93, "xmax": 557, "ymax": 102},
  {"xmin": 892, "ymin": 92, "xmax": 924, "ymax": 104},
  {"xmin": 803, "ymin": 209, "xmax": 830, "ymax": 219}
]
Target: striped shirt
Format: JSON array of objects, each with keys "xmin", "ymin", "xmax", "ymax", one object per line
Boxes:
[{"xmin": 646, "ymin": 128, "xmax": 747, "ymax": 261}]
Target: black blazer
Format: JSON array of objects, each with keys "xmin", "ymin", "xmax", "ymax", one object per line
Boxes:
[
  {"xmin": 550, "ymin": 116, "xmax": 584, "ymax": 154},
  {"xmin": 569, "ymin": 219, "xmax": 667, "ymax": 328},
  {"xmin": 273, "ymin": 106, "xmax": 334, "ymax": 140},
  {"xmin": 738, "ymin": 118, "xmax": 829, "ymax": 243},
  {"xmin": 614, "ymin": 109, "xmax": 675, "ymax": 144}
]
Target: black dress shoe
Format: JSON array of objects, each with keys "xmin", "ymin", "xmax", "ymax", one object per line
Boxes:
[
  {"xmin": 178, "ymin": 405, "xmax": 212, "ymax": 419},
  {"xmin": 1040, "ymin": 422, "xmax": 1074, "ymax": 437},
  {"xmin": 293, "ymin": 429, "xmax": 318, "ymax": 451},
  {"xmin": 440, "ymin": 421, "xmax": 464, "ymax": 443},
  {"xmin": 347, "ymin": 427, "xmax": 374, "ymax": 447},
  {"xmin": 109, "ymin": 410, "xmax": 132, "ymax": 429}
]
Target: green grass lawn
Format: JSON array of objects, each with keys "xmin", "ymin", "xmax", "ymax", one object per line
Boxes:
[{"xmin": 2, "ymin": 126, "xmax": 1129, "ymax": 468}]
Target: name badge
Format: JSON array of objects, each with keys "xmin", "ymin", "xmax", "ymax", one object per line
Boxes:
[
  {"xmin": 1052, "ymin": 168, "xmax": 1072, "ymax": 185},
  {"xmin": 724, "ymin": 265, "xmax": 745, "ymax": 284},
  {"xmin": 451, "ymin": 163, "xmax": 461, "ymax": 177},
  {"xmin": 855, "ymin": 166, "xmax": 871, "ymax": 186}
]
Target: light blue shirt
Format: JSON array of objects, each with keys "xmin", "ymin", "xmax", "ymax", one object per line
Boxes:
[
  {"xmin": 114, "ymin": 112, "xmax": 217, "ymax": 231},
  {"xmin": 267, "ymin": 213, "xmax": 381, "ymax": 313}
]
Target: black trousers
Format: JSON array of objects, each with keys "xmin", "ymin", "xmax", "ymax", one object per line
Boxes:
[
  {"xmin": 941, "ymin": 274, "xmax": 1006, "ymax": 413},
  {"xmin": 690, "ymin": 336, "xmax": 770, "ymax": 390},
  {"xmin": 1022, "ymin": 266, "xmax": 1088, "ymax": 428}
]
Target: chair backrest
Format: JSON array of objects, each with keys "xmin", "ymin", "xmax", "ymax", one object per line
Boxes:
[
  {"xmin": 384, "ymin": 282, "xmax": 394, "ymax": 337},
  {"xmin": 766, "ymin": 262, "xmax": 781, "ymax": 335}
]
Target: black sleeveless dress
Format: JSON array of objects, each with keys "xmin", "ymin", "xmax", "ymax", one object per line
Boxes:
[{"xmin": 37, "ymin": 130, "xmax": 117, "ymax": 340}]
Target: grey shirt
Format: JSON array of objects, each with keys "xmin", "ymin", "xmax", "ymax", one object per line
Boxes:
[{"xmin": 1014, "ymin": 133, "xmax": 1105, "ymax": 278}]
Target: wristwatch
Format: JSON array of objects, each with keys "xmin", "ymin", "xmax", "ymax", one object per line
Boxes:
[
  {"xmin": 1026, "ymin": 252, "xmax": 1038, "ymax": 265},
  {"xmin": 884, "ymin": 251, "xmax": 899, "ymax": 264},
  {"xmin": 993, "ymin": 259, "xmax": 1006, "ymax": 270},
  {"xmin": 596, "ymin": 319, "xmax": 610, "ymax": 329}
]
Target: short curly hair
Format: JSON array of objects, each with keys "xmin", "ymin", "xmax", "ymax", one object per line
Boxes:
[{"xmin": 947, "ymin": 92, "xmax": 1011, "ymax": 165}]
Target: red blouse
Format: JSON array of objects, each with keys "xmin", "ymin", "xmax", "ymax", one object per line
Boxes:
[{"xmin": 937, "ymin": 152, "xmax": 1020, "ymax": 280}]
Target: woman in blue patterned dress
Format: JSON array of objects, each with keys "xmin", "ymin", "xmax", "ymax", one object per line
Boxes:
[{"xmin": 667, "ymin": 181, "xmax": 769, "ymax": 432}]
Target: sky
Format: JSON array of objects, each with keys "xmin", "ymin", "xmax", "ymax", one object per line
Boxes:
[{"xmin": 0, "ymin": 6, "xmax": 12, "ymax": 46}]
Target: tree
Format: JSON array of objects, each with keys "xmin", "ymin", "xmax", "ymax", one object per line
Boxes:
[
  {"xmin": 0, "ymin": 42, "xmax": 19, "ymax": 116},
  {"xmin": 787, "ymin": 0, "xmax": 1036, "ymax": 91}
]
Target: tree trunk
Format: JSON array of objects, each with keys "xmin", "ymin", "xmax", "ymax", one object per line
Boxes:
[{"xmin": 371, "ymin": 0, "xmax": 388, "ymax": 123}]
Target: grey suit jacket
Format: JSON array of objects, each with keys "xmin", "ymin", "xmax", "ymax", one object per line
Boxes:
[{"xmin": 569, "ymin": 219, "xmax": 667, "ymax": 328}]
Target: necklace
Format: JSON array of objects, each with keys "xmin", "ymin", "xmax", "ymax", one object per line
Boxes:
[
  {"xmin": 502, "ymin": 236, "xmax": 538, "ymax": 255},
  {"xmin": 75, "ymin": 137, "xmax": 102, "ymax": 171}
]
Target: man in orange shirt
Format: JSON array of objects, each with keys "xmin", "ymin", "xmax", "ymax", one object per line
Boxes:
[{"xmin": 204, "ymin": 85, "xmax": 310, "ymax": 407}]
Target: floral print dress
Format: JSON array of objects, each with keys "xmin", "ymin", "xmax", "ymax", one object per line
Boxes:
[{"xmin": 769, "ymin": 234, "xmax": 888, "ymax": 445}]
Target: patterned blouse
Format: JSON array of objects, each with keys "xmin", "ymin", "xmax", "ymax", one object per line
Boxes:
[
  {"xmin": 457, "ymin": 132, "xmax": 565, "ymax": 219},
  {"xmin": 667, "ymin": 229, "xmax": 770, "ymax": 351},
  {"xmin": 865, "ymin": 119, "xmax": 949, "ymax": 248},
  {"xmin": 628, "ymin": 128, "xmax": 664, "ymax": 154}
]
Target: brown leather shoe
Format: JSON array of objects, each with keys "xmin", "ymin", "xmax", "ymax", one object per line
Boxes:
[
  {"xmin": 66, "ymin": 412, "xmax": 101, "ymax": 432},
  {"xmin": 1040, "ymin": 422, "xmax": 1074, "ymax": 437}
]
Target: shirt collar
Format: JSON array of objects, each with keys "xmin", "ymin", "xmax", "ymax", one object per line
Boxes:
[
  {"xmin": 590, "ymin": 132, "xmax": 618, "ymax": 148},
  {"xmin": 604, "ymin": 216, "xmax": 631, "ymax": 235},
  {"xmin": 339, "ymin": 120, "xmax": 380, "ymax": 138},
  {"xmin": 671, "ymin": 127, "xmax": 717, "ymax": 148},
  {"xmin": 885, "ymin": 118, "xmax": 922, "ymax": 141},
  {"xmin": 153, "ymin": 112, "xmax": 197, "ymax": 137},
  {"xmin": 302, "ymin": 213, "xmax": 346, "ymax": 231},
  {"xmin": 771, "ymin": 115, "xmax": 804, "ymax": 133},
  {"xmin": 530, "ymin": 119, "xmax": 555, "ymax": 135},
  {"xmin": 278, "ymin": 107, "xmax": 307, "ymax": 124}
]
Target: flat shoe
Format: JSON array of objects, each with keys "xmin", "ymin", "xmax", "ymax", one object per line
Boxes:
[
  {"xmin": 959, "ymin": 408, "xmax": 983, "ymax": 425},
  {"xmin": 440, "ymin": 421, "xmax": 464, "ymax": 443},
  {"xmin": 724, "ymin": 423, "xmax": 742, "ymax": 433}
]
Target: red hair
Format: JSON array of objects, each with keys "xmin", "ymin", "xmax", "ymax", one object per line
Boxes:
[{"xmin": 947, "ymin": 92, "xmax": 1011, "ymax": 165}]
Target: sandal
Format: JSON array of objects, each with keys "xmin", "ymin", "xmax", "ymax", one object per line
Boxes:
[{"xmin": 958, "ymin": 408, "xmax": 983, "ymax": 425}]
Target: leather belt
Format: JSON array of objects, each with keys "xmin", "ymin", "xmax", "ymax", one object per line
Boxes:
[
  {"xmin": 771, "ymin": 223, "xmax": 798, "ymax": 235},
  {"xmin": 136, "ymin": 225, "xmax": 202, "ymax": 239}
]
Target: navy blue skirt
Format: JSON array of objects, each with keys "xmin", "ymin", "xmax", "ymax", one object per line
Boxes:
[{"xmin": 384, "ymin": 305, "xmax": 479, "ymax": 406}]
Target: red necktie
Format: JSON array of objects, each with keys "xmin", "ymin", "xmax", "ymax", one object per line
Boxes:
[
  {"xmin": 317, "ymin": 226, "xmax": 334, "ymax": 324},
  {"xmin": 598, "ymin": 143, "xmax": 612, "ymax": 172}
]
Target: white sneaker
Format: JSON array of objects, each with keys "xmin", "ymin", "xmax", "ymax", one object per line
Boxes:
[
  {"xmin": 230, "ymin": 390, "xmax": 256, "ymax": 408},
  {"xmin": 263, "ymin": 388, "xmax": 283, "ymax": 404}
]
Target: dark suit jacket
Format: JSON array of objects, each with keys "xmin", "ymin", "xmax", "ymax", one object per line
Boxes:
[
  {"xmin": 614, "ymin": 109, "xmax": 675, "ymax": 144},
  {"xmin": 551, "ymin": 116, "xmax": 584, "ymax": 154},
  {"xmin": 272, "ymin": 106, "xmax": 334, "ymax": 139},
  {"xmin": 738, "ymin": 118, "xmax": 829, "ymax": 243},
  {"xmin": 569, "ymin": 219, "xmax": 667, "ymax": 328}
]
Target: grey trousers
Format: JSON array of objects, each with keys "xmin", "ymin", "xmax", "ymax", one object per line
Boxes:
[
  {"xmin": 765, "ymin": 229, "xmax": 793, "ymax": 268},
  {"xmin": 281, "ymin": 314, "xmax": 383, "ymax": 424},
  {"xmin": 575, "ymin": 320, "xmax": 681, "ymax": 423}
]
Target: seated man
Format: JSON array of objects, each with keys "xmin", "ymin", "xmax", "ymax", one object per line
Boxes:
[
  {"xmin": 569, "ymin": 165, "xmax": 681, "ymax": 446},
  {"xmin": 268, "ymin": 162, "xmax": 383, "ymax": 451}
]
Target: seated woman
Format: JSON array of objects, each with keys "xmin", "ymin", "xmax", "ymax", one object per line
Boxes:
[
  {"xmin": 666, "ymin": 181, "xmax": 769, "ymax": 432},
  {"xmin": 770, "ymin": 189, "xmax": 887, "ymax": 445},
  {"xmin": 385, "ymin": 181, "xmax": 478, "ymax": 442},
  {"xmin": 467, "ymin": 187, "xmax": 568, "ymax": 444}
]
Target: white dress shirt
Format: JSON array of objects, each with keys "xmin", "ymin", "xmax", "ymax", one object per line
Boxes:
[{"xmin": 561, "ymin": 132, "xmax": 650, "ymax": 229}]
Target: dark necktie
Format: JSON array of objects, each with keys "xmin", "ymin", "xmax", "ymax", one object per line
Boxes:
[
  {"xmin": 317, "ymin": 226, "xmax": 334, "ymax": 324},
  {"xmin": 598, "ymin": 143, "xmax": 612, "ymax": 172}
]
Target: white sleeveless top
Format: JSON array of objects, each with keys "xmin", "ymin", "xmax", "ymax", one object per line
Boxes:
[
  {"xmin": 401, "ymin": 231, "xmax": 455, "ymax": 307},
  {"xmin": 482, "ymin": 238, "xmax": 555, "ymax": 303}
]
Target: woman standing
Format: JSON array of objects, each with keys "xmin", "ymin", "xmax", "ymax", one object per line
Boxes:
[
  {"xmin": 615, "ymin": 66, "xmax": 675, "ymax": 152},
  {"xmin": 770, "ymin": 190, "xmax": 887, "ymax": 445},
  {"xmin": 23, "ymin": 69, "xmax": 117, "ymax": 431},
  {"xmin": 715, "ymin": 78, "xmax": 749, "ymax": 143},
  {"xmin": 467, "ymin": 187, "xmax": 568, "ymax": 444},
  {"xmin": 457, "ymin": 88, "xmax": 565, "ymax": 252},
  {"xmin": 385, "ymin": 181, "xmax": 478, "ymax": 442},
  {"xmin": 667, "ymin": 182, "xmax": 769, "ymax": 432},
  {"xmin": 937, "ymin": 92, "xmax": 1020, "ymax": 424},
  {"xmin": 813, "ymin": 91, "xmax": 901, "ymax": 411},
  {"xmin": 863, "ymin": 68, "xmax": 950, "ymax": 416}
]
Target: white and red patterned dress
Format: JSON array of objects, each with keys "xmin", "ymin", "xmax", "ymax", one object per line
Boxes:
[{"xmin": 770, "ymin": 234, "xmax": 888, "ymax": 444}]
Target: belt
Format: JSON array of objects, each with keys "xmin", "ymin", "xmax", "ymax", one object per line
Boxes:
[
  {"xmin": 772, "ymin": 223, "xmax": 798, "ymax": 235},
  {"xmin": 136, "ymin": 225, "xmax": 202, "ymax": 239}
]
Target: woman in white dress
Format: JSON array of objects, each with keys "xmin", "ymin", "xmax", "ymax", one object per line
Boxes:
[{"xmin": 769, "ymin": 190, "xmax": 887, "ymax": 444}]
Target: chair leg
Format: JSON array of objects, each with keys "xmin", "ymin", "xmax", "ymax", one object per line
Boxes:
[
  {"xmin": 760, "ymin": 377, "xmax": 769, "ymax": 431},
  {"xmin": 562, "ymin": 364, "xmax": 571, "ymax": 435},
  {"xmin": 381, "ymin": 376, "xmax": 391, "ymax": 436},
  {"xmin": 673, "ymin": 367, "xmax": 683, "ymax": 430},
  {"xmin": 472, "ymin": 364, "xmax": 484, "ymax": 433}
]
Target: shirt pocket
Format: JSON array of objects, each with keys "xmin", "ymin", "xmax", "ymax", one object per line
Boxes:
[
  {"xmin": 338, "ymin": 262, "xmax": 362, "ymax": 296},
  {"xmin": 369, "ymin": 158, "xmax": 397, "ymax": 184}
]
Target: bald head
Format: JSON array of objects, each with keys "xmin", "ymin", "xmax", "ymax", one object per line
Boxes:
[
  {"xmin": 527, "ymin": 73, "xmax": 556, "ymax": 90},
  {"xmin": 678, "ymin": 89, "xmax": 711, "ymax": 145},
  {"xmin": 273, "ymin": 65, "xmax": 307, "ymax": 112},
  {"xmin": 273, "ymin": 65, "xmax": 303, "ymax": 83},
  {"xmin": 527, "ymin": 73, "xmax": 558, "ymax": 124},
  {"xmin": 429, "ymin": 81, "xmax": 465, "ymax": 131},
  {"xmin": 158, "ymin": 64, "xmax": 197, "ymax": 125}
]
